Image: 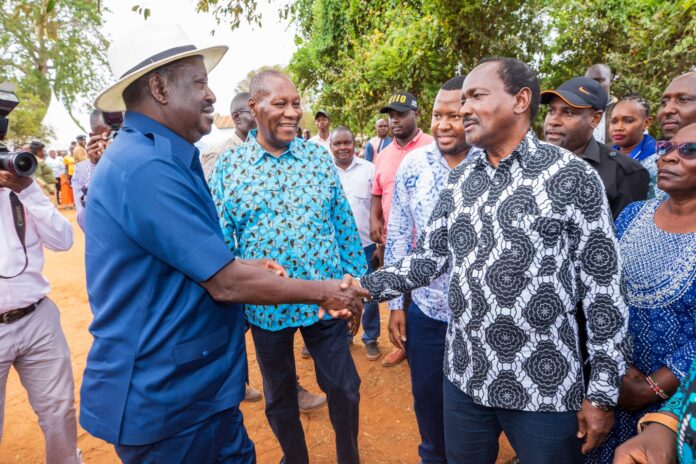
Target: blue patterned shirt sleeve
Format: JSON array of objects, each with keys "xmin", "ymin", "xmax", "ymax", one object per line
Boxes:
[{"xmin": 384, "ymin": 157, "xmax": 417, "ymax": 310}]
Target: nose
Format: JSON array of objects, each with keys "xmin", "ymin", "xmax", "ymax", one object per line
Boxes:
[
  {"xmin": 205, "ymin": 85, "xmax": 216, "ymax": 105},
  {"xmin": 545, "ymin": 111, "xmax": 561, "ymax": 127}
]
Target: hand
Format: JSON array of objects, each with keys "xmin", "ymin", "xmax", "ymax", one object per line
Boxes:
[
  {"xmin": 614, "ymin": 422, "xmax": 677, "ymax": 463},
  {"xmin": 239, "ymin": 258, "xmax": 288, "ymax": 277},
  {"xmin": 0, "ymin": 171, "xmax": 33, "ymax": 193},
  {"xmin": 576, "ymin": 399, "xmax": 614, "ymax": 454},
  {"xmin": 86, "ymin": 131, "xmax": 111, "ymax": 164},
  {"xmin": 388, "ymin": 309, "xmax": 407, "ymax": 351},
  {"xmin": 317, "ymin": 275, "xmax": 369, "ymax": 336},
  {"xmin": 369, "ymin": 219, "xmax": 385, "ymax": 245},
  {"xmin": 618, "ymin": 366, "xmax": 656, "ymax": 411},
  {"xmin": 371, "ymin": 245, "xmax": 384, "ymax": 268}
]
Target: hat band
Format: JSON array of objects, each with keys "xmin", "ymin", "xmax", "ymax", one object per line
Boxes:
[{"xmin": 120, "ymin": 44, "xmax": 197, "ymax": 79}]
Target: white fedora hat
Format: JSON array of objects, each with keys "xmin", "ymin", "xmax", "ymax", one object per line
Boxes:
[{"xmin": 95, "ymin": 23, "xmax": 228, "ymax": 112}]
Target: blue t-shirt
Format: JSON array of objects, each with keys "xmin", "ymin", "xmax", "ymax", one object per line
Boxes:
[{"xmin": 80, "ymin": 111, "xmax": 246, "ymax": 445}]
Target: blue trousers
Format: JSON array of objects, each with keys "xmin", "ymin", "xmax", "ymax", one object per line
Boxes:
[
  {"xmin": 114, "ymin": 406, "xmax": 255, "ymax": 464},
  {"xmin": 251, "ymin": 319, "xmax": 360, "ymax": 464},
  {"xmin": 406, "ymin": 301, "xmax": 448, "ymax": 464},
  {"xmin": 360, "ymin": 244, "xmax": 380, "ymax": 344},
  {"xmin": 443, "ymin": 379, "xmax": 583, "ymax": 464}
]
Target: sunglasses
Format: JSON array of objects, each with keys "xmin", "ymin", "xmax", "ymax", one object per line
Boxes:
[{"xmin": 656, "ymin": 141, "xmax": 696, "ymax": 159}]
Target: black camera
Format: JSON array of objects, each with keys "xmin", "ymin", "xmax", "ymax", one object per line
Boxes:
[{"xmin": 0, "ymin": 85, "xmax": 37, "ymax": 177}]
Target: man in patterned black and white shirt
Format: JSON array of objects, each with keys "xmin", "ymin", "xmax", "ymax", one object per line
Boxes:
[{"xmin": 359, "ymin": 57, "xmax": 629, "ymax": 464}]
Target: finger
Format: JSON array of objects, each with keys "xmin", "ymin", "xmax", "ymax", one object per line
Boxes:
[
  {"xmin": 318, "ymin": 307, "xmax": 326, "ymax": 320},
  {"xmin": 577, "ymin": 412, "xmax": 587, "ymax": 439},
  {"xmin": 339, "ymin": 274, "xmax": 352, "ymax": 290},
  {"xmin": 581, "ymin": 430, "xmax": 600, "ymax": 454},
  {"xmin": 351, "ymin": 311, "xmax": 361, "ymax": 336}
]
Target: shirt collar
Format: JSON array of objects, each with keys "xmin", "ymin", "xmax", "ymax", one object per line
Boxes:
[
  {"xmin": 393, "ymin": 129, "xmax": 425, "ymax": 151},
  {"xmin": 246, "ymin": 129, "xmax": 303, "ymax": 165},
  {"xmin": 334, "ymin": 156, "xmax": 359, "ymax": 172},
  {"xmin": 474, "ymin": 130, "xmax": 536, "ymax": 169},
  {"xmin": 123, "ymin": 111, "xmax": 199, "ymax": 166},
  {"xmin": 581, "ymin": 137, "xmax": 601, "ymax": 164}
]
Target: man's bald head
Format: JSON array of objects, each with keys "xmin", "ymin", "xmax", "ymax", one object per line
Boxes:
[
  {"xmin": 230, "ymin": 92, "xmax": 250, "ymax": 113},
  {"xmin": 658, "ymin": 71, "xmax": 696, "ymax": 139},
  {"xmin": 585, "ymin": 64, "xmax": 613, "ymax": 100},
  {"xmin": 249, "ymin": 70, "xmax": 295, "ymax": 101}
]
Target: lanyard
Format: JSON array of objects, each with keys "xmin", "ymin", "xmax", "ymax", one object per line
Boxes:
[{"xmin": 0, "ymin": 192, "xmax": 28, "ymax": 279}]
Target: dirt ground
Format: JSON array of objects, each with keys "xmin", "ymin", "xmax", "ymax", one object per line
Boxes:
[{"xmin": 0, "ymin": 210, "xmax": 514, "ymax": 463}]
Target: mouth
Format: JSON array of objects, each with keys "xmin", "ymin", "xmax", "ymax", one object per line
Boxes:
[
  {"xmin": 202, "ymin": 107, "xmax": 215, "ymax": 121},
  {"xmin": 612, "ymin": 134, "xmax": 625, "ymax": 141},
  {"xmin": 437, "ymin": 135, "xmax": 455, "ymax": 144},
  {"xmin": 545, "ymin": 131, "xmax": 563, "ymax": 140},
  {"xmin": 463, "ymin": 120, "xmax": 478, "ymax": 130},
  {"xmin": 662, "ymin": 120, "xmax": 680, "ymax": 130},
  {"xmin": 658, "ymin": 169, "xmax": 678, "ymax": 177}
]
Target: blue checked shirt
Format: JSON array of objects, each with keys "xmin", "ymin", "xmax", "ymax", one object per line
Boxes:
[
  {"xmin": 385, "ymin": 142, "xmax": 475, "ymax": 321},
  {"xmin": 209, "ymin": 130, "xmax": 367, "ymax": 331}
]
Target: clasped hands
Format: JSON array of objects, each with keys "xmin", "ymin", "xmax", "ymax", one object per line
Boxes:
[{"xmin": 246, "ymin": 258, "xmax": 370, "ymax": 336}]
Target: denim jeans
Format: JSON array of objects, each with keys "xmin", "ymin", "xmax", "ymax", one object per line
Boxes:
[{"xmin": 405, "ymin": 301, "xmax": 447, "ymax": 463}]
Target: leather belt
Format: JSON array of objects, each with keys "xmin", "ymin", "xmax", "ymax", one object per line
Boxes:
[{"xmin": 1, "ymin": 298, "xmax": 44, "ymax": 324}]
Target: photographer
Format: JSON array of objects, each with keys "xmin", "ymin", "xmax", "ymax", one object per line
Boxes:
[{"xmin": 0, "ymin": 170, "xmax": 79, "ymax": 463}]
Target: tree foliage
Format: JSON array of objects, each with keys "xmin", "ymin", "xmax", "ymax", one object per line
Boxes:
[
  {"xmin": 188, "ymin": 0, "xmax": 696, "ymax": 134},
  {"xmin": 0, "ymin": 0, "xmax": 109, "ymax": 142}
]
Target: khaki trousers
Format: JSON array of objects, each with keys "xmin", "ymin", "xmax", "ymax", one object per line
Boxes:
[{"xmin": 0, "ymin": 298, "xmax": 79, "ymax": 464}]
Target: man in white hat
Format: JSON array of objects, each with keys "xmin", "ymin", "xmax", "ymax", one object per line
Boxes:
[{"xmin": 81, "ymin": 24, "xmax": 368, "ymax": 463}]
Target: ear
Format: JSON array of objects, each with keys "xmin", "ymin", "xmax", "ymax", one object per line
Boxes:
[
  {"xmin": 248, "ymin": 98, "xmax": 258, "ymax": 118},
  {"xmin": 644, "ymin": 116, "xmax": 654, "ymax": 130},
  {"xmin": 590, "ymin": 110, "xmax": 603, "ymax": 128},
  {"xmin": 148, "ymin": 73, "xmax": 169, "ymax": 105},
  {"xmin": 513, "ymin": 87, "xmax": 532, "ymax": 116}
]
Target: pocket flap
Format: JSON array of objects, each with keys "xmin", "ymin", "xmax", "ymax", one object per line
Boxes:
[{"xmin": 174, "ymin": 326, "xmax": 229, "ymax": 365}]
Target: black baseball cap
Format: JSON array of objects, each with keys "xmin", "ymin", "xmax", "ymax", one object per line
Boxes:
[
  {"xmin": 315, "ymin": 110, "xmax": 330, "ymax": 120},
  {"xmin": 76, "ymin": 134, "xmax": 86, "ymax": 141},
  {"xmin": 379, "ymin": 91, "xmax": 419, "ymax": 113},
  {"xmin": 540, "ymin": 77, "xmax": 608, "ymax": 111}
]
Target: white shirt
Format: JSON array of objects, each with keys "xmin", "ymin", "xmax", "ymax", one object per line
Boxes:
[
  {"xmin": 45, "ymin": 156, "xmax": 62, "ymax": 178},
  {"xmin": 334, "ymin": 156, "xmax": 375, "ymax": 248},
  {"xmin": 309, "ymin": 134, "xmax": 331, "ymax": 151},
  {"xmin": 0, "ymin": 182, "xmax": 73, "ymax": 311}
]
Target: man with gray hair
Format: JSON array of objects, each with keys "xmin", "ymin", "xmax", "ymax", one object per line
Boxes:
[{"xmin": 200, "ymin": 92, "xmax": 255, "ymax": 179}]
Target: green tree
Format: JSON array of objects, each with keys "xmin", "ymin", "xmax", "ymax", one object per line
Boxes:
[
  {"xmin": 0, "ymin": 0, "xmax": 109, "ymax": 141},
  {"xmin": 542, "ymin": 0, "xmax": 695, "ymax": 107}
]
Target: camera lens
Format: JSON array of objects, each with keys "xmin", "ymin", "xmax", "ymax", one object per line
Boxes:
[{"xmin": 16, "ymin": 155, "xmax": 33, "ymax": 172}]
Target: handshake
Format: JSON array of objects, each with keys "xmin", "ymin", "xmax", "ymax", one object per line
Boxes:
[{"xmin": 255, "ymin": 259, "xmax": 371, "ymax": 336}]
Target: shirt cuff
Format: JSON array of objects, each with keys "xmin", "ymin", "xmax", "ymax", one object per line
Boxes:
[{"xmin": 388, "ymin": 296, "xmax": 404, "ymax": 310}]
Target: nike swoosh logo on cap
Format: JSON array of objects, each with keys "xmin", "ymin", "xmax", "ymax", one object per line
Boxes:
[{"xmin": 579, "ymin": 86, "xmax": 591, "ymax": 95}]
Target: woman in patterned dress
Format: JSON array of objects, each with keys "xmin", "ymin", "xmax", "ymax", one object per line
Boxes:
[{"xmin": 585, "ymin": 124, "xmax": 696, "ymax": 463}]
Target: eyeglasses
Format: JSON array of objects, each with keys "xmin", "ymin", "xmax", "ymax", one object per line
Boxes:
[{"xmin": 656, "ymin": 141, "xmax": 696, "ymax": 159}]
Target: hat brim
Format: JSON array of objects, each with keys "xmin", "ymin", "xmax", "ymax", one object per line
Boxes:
[
  {"xmin": 379, "ymin": 103, "xmax": 414, "ymax": 114},
  {"xmin": 540, "ymin": 90, "xmax": 593, "ymax": 109},
  {"xmin": 94, "ymin": 45, "xmax": 229, "ymax": 112},
  {"xmin": 315, "ymin": 111, "xmax": 330, "ymax": 119}
]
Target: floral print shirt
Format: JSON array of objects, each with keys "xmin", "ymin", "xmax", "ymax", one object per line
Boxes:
[
  {"xmin": 362, "ymin": 131, "xmax": 629, "ymax": 412},
  {"xmin": 210, "ymin": 130, "xmax": 367, "ymax": 331}
]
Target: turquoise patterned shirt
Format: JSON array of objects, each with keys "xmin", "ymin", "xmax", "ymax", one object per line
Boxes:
[
  {"xmin": 209, "ymin": 130, "xmax": 367, "ymax": 331},
  {"xmin": 663, "ymin": 356, "xmax": 696, "ymax": 463}
]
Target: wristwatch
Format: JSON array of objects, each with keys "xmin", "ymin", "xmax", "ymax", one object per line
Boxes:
[
  {"xmin": 637, "ymin": 412, "xmax": 679, "ymax": 434},
  {"xmin": 589, "ymin": 400, "xmax": 614, "ymax": 412}
]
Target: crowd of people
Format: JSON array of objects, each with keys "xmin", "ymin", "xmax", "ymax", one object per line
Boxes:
[{"xmin": 1, "ymin": 21, "xmax": 695, "ymax": 464}]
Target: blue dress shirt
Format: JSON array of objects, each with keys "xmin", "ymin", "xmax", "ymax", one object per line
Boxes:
[
  {"xmin": 210, "ymin": 130, "xmax": 366, "ymax": 331},
  {"xmin": 81, "ymin": 111, "xmax": 247, "ymax": 445}
]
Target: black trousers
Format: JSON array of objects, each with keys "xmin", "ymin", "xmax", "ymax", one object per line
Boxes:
[{"xmin": 251, "ymin": 319, "xmax": 361, "ymax": 464}]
